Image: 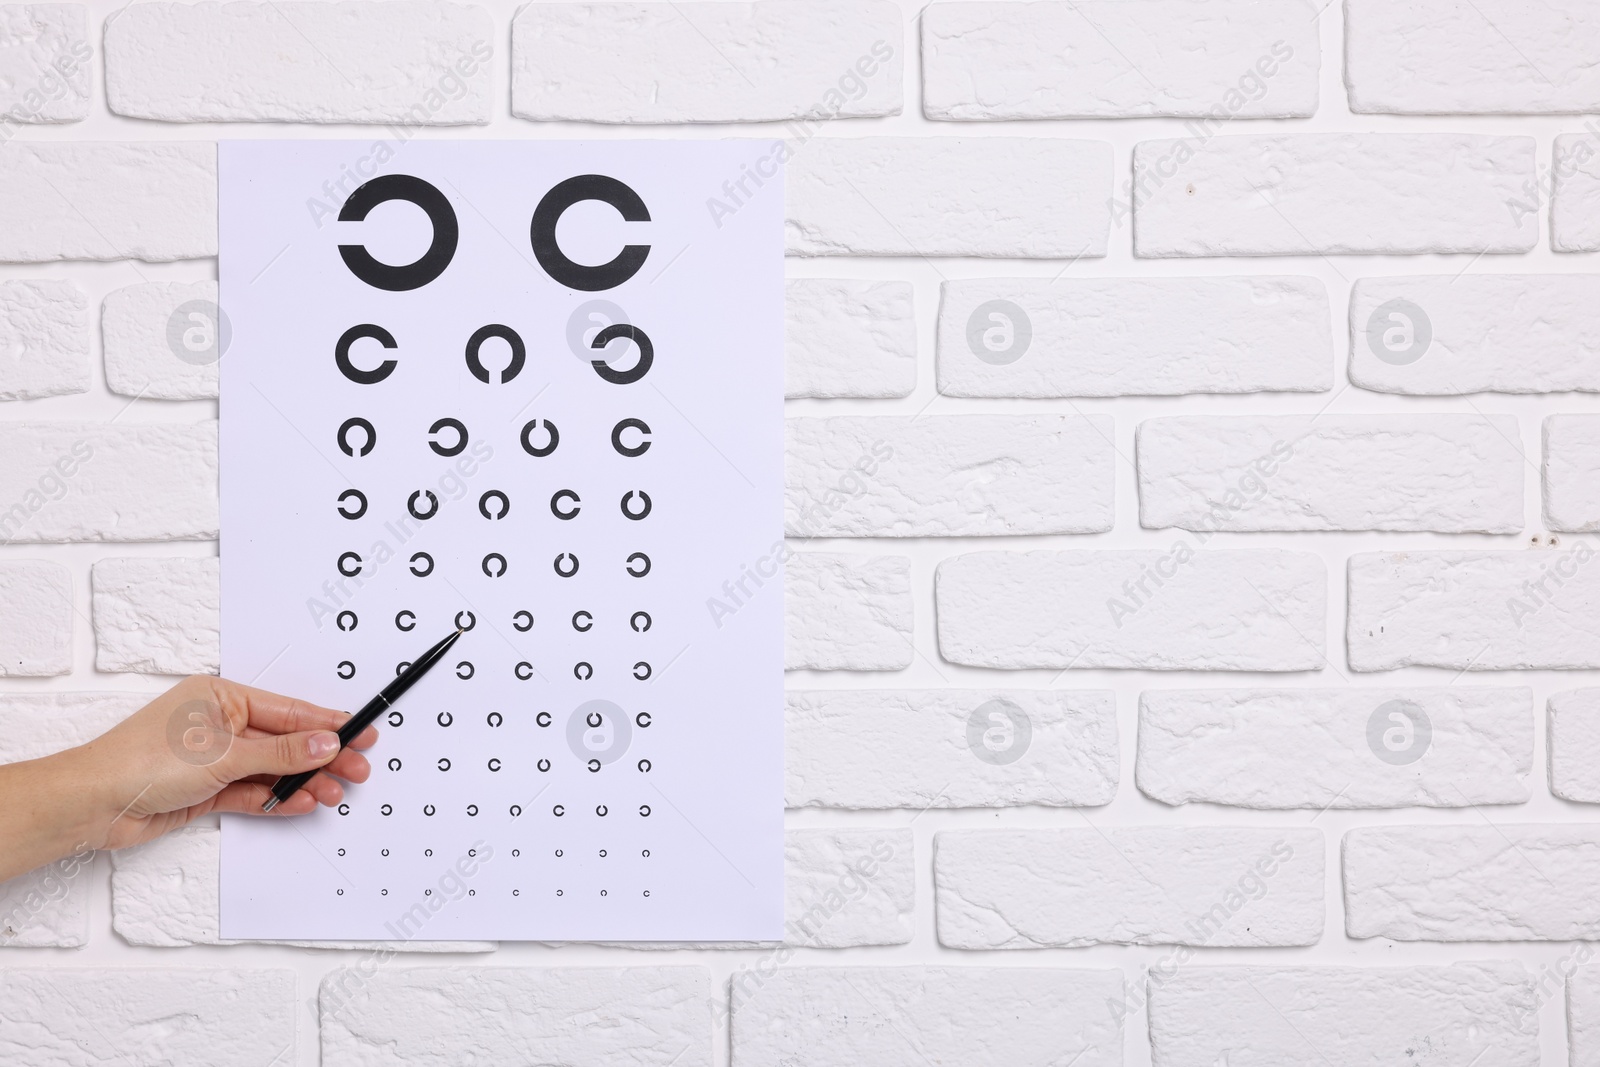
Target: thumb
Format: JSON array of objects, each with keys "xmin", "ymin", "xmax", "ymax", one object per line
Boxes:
[{"xmin": 222, "ymin": 729, "xmax": 341, "ymax": 781}]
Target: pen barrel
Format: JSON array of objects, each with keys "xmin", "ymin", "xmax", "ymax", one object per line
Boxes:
[{"xmin": 338, "ymin": 693, "xmax": 391, "ymax": 745}]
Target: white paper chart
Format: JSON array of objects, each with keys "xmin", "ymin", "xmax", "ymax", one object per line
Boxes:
[{"xmin": 217, "ymin": 141, "xmax": 784, "ymax": 941}]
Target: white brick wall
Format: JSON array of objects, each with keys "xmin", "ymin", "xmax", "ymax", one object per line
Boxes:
[
  {"xmin": 1349, "ymin": 274, "xmax": 1600, "ymax": 394},
  {"xmin": 733, "ymin": 967, "xmax": 1123, "ymax": 1067},
  {"xmin": 785, "ymin": 279, "xmax": 915, "ymax": 398},
  {"xmin": 2, "ymin": 2, "xmax": 1596, "ymax": 1063},
  {"xmin": 935, "ymin": 827, "xmax": 1323, "ymax": 948},
  {"xmin": 937, "ymin": 549, "xmax": 1326, "ymax": 670},
  {"xmin": 512, "ymin": 1, "xmax": 901, "ymax": 123},
  {"xmin": 1345, "ymin": 0, "xmax": 1600, "ymax": 115},
  {"xmin": 0, "ymin": 279, "xmax": 88, "ymax": 399},
  {"xmin": 922, "ymin": 0, "xmax": 1317, "ymax": 121},
  {"xmin": 1345, "ymin": 826, "xmax": 1600, "ymax": 941},
  {"xmin": 786, "ymin": 137, "xmax": 1112, "ymax": 257},
  {"xmin": 105, "ymin": 2, "xmax": 495, "ymax": 124},
  {"xmin": 1133, "ymin": 134, "xmax": 1537, "ymax": 257},
  {"xmin": 1137, "ymin": 414, "xmax": 1524, "ymax": 532},
  {"xmin": 91, "ymin": 556, "xmax": 219, "ymax": 674},
  {"xmin": 101, "ymin": 280, "xmax": 221, "ymax": 400},
  {"xmin": 787, "ymin": 414, "xmax": 1114, "ymax": 536},
  {"xmin": 1545, "ymin": 415, "xmax": 1600, "ymax": 531},
  {"xmin": 321, "ymin": 966, "xmax": 711, "ymax": 1065},
  {"xmin": 0, "ymin": 967, "xmax": 298, "ymax": 1063},
  {"xmin": 0, "ymin": 4, "xmax": 91, "ymax": 123},
  {"xmin": 936, "ymin": 276, "xmax": 1332, "ymax": 397},
  {"xmin": 1149, "ymin": 964, "xmax": 1538, "ymax": 1067},
  {"xmin": 1138, "ymin": 688, "xmax": 1533, "ymax": 808},
  {"xmin": 1349, "ymin": 549, "xmax": 1600, "ymax": 671},
  {"xmin": 786, "ymin": 688, "xmax": 1118, "ymax": 808}
]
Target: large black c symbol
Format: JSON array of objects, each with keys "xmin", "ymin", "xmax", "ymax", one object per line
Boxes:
[
  {"xmin": 338, "ymin": 174, "xmax": 458, "ymax": 291},
  {"xmin": 530, "ymin": 175, "xmax": 651, "ymax": 292}
]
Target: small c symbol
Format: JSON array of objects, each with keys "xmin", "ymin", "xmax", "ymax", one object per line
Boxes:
[
  {"xmin": 428, "ymin": 417, "xmax": 468, "ymax": 456},
  {"xmin": 479, "ymin": 490, "xmax": 509, "ymax": 520},
  {"xmin": 521, "ymin": 418, "xmax": 558, "ymax": 457},
  {"xmin": 337, "ymin": 489, "xmax": 367, "ymax": 518},
  {"xmin": 612, "ymin": 418, "xmax": 652, "ymax": 456},
  {"xmin": 550, "ymin": 489, "xmax": 581, "ymax": 519},
  {"xmin": 407, "ymin": 490, "xmax": 439, "ymax": 520},
  {"xmin": 336, "ymin": 417, "xmax": 376, "ymax": 457}
]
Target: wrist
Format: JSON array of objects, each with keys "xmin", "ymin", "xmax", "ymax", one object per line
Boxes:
[
  {"xmin": 36, "ymin": 745, "xmax": 117, "ymax": 854},
  {"xmin": 0, "ymin": 746, "xmax": 107, "ymax": 882}
]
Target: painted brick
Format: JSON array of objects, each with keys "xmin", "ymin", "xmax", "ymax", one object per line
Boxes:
[
  {"xmin": 512, "ymin": 1, "xmax": 900, "ymax": 123},
  {"xmin": 0, "ymin": 968, "xmax": 297, "ymax": 1064},
  {"xmin": 105, "ymin": 2, "xmax": 493, "ymax": 124},
  {"xmin": 1554, "ymin": 131, "xmax": 1600, "ymax": 252},
  {"xmin": 1137, "ymin": 414, "xmax": 1525, "ymax": 533},
  {"xmin": 937, "ymin": 828, "xmax": 1321, "ymax": 949},
  {"xmin": 321, "ymin": 966, "xmax": 710, "ymax": 1066},
  {"xmin": 1551, "ymin": 689, "xmax": 1600, "ymax": 804},
  {"xmin": 785, "ymin": 552, "xmax": 911, "ymax": 671},
  {"xmin": 1148, "ymin": 964, "xmax": 1538, "ymax": 1067},
  {"xmin": 1347, "ymin": 0, "xmax": 1600, "ymax": 114},
  {"xmin": 1133, "ymin": 134, "xmax": 1537, "ymax": 256},
  {"xmin": 1138, "ymin": 687, "xmax": 1532, "ymax": 808},
  {"xmin": 1348, "ymin": 548, "xmax": 1600, "ymax": 671},
  {"xmin": 0, "ymin": 4, "xmax": 90, "ymax": 123},
  {"xmin": 0, "ymin": 560, "xmax": 71, "ymax": 675},
  {"xmin": 1546, "ymin": 415, "xmax": 1600, "ymax": 531},
  {"xmin": 0, "ymin": 422, "xmax": 217, "ymax": 542},
  {"xmin": 92, "ymin": 556, "xmax": 219, "ymax": 675},
  {"xmin": 0, "ymin": 855, "xmax": 92, "ymax": 948},
  {"xmin": 936, "ymin": 276, "xmax": 1331, "ymax": 397},
  {"xmin": 111, "ymin": 826, "xmax": 494, "ymax": 951},
  {"xmin": 0, "ymin": 279, "xmax": 88, "ymax": 399},
  {"xmin": 787, "ymin": 137, "xmax": 1111, "ymax": 258},
  {"xmin": 101, "ymin": 280, "xmax": 221, "ymax": 400},
  {"xmin": 785, "ymin": 279, "xmax": 914, "ymax": 399},
  {"xmin": 1350, "ymin": 274, "xmax": 1600, "ymax": 394},
  {"xmin": 1572, "ymin": 965, "xmax": 1600, "ymax": 1067},
  {"xmin": 937, "ymin": 549, "xmax": 1327, "ymax": 671},
  {"xmin": 786, "ymin": 689, "xmax": 1118, "ymax": 809},
  {"xmin": 733, "ymin": 967, "xmax": 1122, "ymax": 1067},
  {"xmin": 0, "ymin": 142, "xmax": 215, "ymax": 261},
  {"xmin": 786, "ymin": 415, "xmax": 1114, "ymax": 537},
  {"xmin": 784, "ymin": 829, "xmax": 913, "ymax": 947},
  {"xmin": 1345, "ymin": 825, "xmax": 1600, "ymax": 941},
  {"xmin": 923, "ymin": 0, "xmax": 1316, "ymax": 120}
]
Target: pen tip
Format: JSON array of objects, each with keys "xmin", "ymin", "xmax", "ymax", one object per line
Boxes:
[{"xmin": 262, "ymin": 796, "xmax": 280, "ymax": 813}]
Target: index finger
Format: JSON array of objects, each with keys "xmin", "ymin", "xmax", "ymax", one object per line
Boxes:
[{"xmin": 211, "ymin": 676, "xmax": 352, "ymax": 736}]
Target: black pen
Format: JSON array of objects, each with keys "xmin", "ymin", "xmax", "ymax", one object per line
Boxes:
[{"xmin": 262, "ymin": 626, "xmax": 464, "ymax": 813}]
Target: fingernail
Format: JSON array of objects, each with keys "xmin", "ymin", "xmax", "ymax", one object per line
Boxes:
[{"xmin": 308, "ymin": 732, "xmax": 340, "ymax": 759}]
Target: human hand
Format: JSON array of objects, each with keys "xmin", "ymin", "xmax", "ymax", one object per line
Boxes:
[{"xmin": 0, "ymin": 676, "xmax": 376, "ymax": 881}]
